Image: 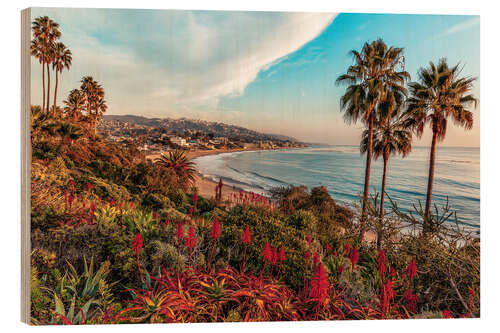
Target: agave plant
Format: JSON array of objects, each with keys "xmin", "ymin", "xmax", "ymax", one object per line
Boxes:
[{"xmin": 48, "ymin": 257, "xmax": 114, "ymax": 324}]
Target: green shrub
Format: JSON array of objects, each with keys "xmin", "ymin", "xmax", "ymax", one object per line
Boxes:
[{"xmin": 287, "ymin": 209, "xmax": 317, "ymax": 234}]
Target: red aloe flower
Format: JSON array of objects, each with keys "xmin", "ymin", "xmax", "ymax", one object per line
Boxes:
[
  {"xmin": 338, "ymin": 265, "xmax": 344, "ymax": 275},
  {"xmin": 241, "ymin": 225, "xmax": 251, "ymax": 273},
  {"xmin": 211, "ymin": 216, "xmax": 221, "ymax": 240},
  {"xmin": 132, "ymin": 232, "xmax": 143, "ymax": 256},
  {"xmin": 305, "ymin": 251, "xmax": 311, "ymax": 261},
  {"xmin": 260, "ymin": 242, "xmax": 272, "ymax": 279},
  {"xmin": 242, "ymin": 225, "xmax": 251, "ymax": 245},
  {"xmin": 307, "ymin": 234, "xmax": 312, "ymax": 246},
  {"xmin": 310, "ymin": 262, "xmax": 329, "ymax": 306},
  {"xmin": 344, "ymin": 244, "xmax": 351, "ymax": 255},
  {"xmin": 185, "ymin": 226, "xmax": 197, "ymax": 267},
  {"xmin": 176, "ymin": 221, "xmax": 184, "ymax": 243},
  {"xmin": 132, "ymin": 232, "xmax": 150, "ymax": 289},
  {"xmin": 442, "ymin": 310, "xmax": 452, "ymax": 319},
  {"xmin": 68, "ymin": 194, "xmax": 74, "ymax": 209},
  {"xmin": 384, "ymin": 279, "xmax": 395, "ymax": 301},
  {"xmin": 87, "ymin": 182, "xmax": 92, "ymax": 193},
  {"xmin": 379, "ymin": 279, "xmax": 395, "ymax": 318},
  {"xmin": 262, "ymin": 242, "xmax": 272, "ymax": 261},
  {"xmin": 208, "ymin": 217, "xmax": 221, "ymax": 271},
  {"xmin": 325, "ymin": 244, "xmax": 332, "ymax": 254},
  {"xmin": 407, "ymin": 258, "xmax": 417, "ymax": 281},
  {"xmin": 389, "ymin": 267, "xmax": 396, "ymax": 280},
  {"xmin": 404, "ymin": 288, "xmax": 413, "ymax": 303},
  {"xmin": 313, "ymin": 252, "xmax": 320, "ymax": 265},
  {"xmin": 154, "ymin": 211, "xmax": 159, "ymax": 221},
  {"xmin": 185, "ymin": 226, "xmax": 196, "ymax": 249},
  {"xmin": 349, "ymin": 247, "xmax": 359, "ymax": 270},
  {"xmin": 110, "ymin": 198, "xmax": 115, "ymax": 206}
]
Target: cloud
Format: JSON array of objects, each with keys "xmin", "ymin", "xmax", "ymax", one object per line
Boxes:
[
  {"xmin": 30, "ymin": 8, "xmax": 335, "ymax": 116},
  {"xmin": 436, "ymin": 16, "xmax": 480, "ymax": 39}
]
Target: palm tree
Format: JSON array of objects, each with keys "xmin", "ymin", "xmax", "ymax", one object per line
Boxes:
[
  {"xmin": 52, "ymin": 42, "xmax": 72, "ymax": 116},
  {"xmin": 156, "ymin": 150, "xmax": 196, "ymax": 188},
  {"xmin": 405, "ymin": 59, "xmax": 478, "ymax": 231},
  {"xmin": 361, "ymin": 101, "xmax": 412, "ymax": 248},
  {"xmin": 80, "ymin": 76, "xmax": 107, "ymax": 138},
  {"xmin": 30, "ymin": 39, "xmax": 45, "ymax": 112},
  {"xmin": 336, "ymin": 38, "xmax": 409, "ymax": 240},
  {"xmin": 57, "ymin": 122, "xmax": 83, "ymax": 146},
  {"xmin": 31, "ymin": 16, "xmax": 61, "ymax": 113},
  {"xmin": 63, "ymin": 89, "xmax": 85, "ymax": 121}
]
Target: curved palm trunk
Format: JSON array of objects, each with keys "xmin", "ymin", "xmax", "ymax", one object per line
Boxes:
[
  {"xmin": 53, "ymin": 70, "xmax": 59, "ymax": 116},
  {"xmin": 46, "ymin": 63, "xmax": 51, "ymax": 113},
  {"xmin": 41, "ymin": 56, "xmax": 46, "ymax": 113},
  {"xmin": 377, "ymin": 153, "xmax": 389, "ymax": 250},
  {"xmin": 359, "ymin": 111, "xmax": 374, "ymax": 241},
  {"xmin": 424, "ymin": 131, "xmax": 438, "ymax": 232}
]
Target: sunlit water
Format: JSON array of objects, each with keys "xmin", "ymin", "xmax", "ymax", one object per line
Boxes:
[{"xmin": 193, "ymin": 146, "xmax": 479, "ymax": 231}]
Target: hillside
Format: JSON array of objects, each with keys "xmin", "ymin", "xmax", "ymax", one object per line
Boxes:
[{"xmin": 103, "ymin": 115, "xmax": 300, "ymax": 143}]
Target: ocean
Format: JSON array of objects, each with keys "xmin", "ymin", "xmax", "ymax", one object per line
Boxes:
[{"xmin": 193, "ymin": 146, "xmax": 480, "ymax": 231}]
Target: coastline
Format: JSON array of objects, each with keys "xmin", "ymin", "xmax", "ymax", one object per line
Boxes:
[{"xmin": 146, "ymin": 147, "xmax": 285, "ymax": 199}]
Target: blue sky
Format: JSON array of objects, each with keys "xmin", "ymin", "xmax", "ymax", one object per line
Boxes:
[{"xmin": 31, "ymin": 9, "xmax": 480, "ymax": 146}]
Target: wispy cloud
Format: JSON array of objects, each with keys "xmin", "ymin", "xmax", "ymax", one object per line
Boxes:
[
  {"xmin": 436, "ymin": 16, "xmax": 480, "ymax": 39},
  {"xmin": 30, "ymin": 8, "xmax": 335, "ymax": 117}
]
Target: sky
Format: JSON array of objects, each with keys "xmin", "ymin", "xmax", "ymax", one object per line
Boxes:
[{"xmin": 30, "ymin": 8, "xmax": 480, "ymax": 146}]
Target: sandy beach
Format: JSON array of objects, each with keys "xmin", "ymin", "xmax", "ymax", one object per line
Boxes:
[{"xmin": 146, "ymin": 148, "xmax": 272, "ymax": 200}]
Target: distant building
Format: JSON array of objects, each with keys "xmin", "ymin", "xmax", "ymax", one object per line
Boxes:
[
  {"xmin": 170, "ymin": 137, "xmax": 188, "ymax": 146},
  {"xmin": 242, "ymin": 142, "xmax": 257, "ymax": 149}
]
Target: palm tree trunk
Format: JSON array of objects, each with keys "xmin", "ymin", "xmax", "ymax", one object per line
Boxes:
[
  {"xmin": 424, "ymin": 131, "xmax": 438, "ymax": 232},
  {"xmin": 377, "ymin": 153, "xmax": 389, "ymax": 250},
  {"xmin": 53, "ymin": 70, "xmax": 59, "ymax": 117},
  {"xmin": 359, "ymin": 111, "xmax": 374, "ymax": 241},
  {"xmin": 46, "ymin": 63, "xmax": 51, "ymax": 113},
  {"xmin": 42, "ymin": 56, "xmax": 46, "ymax": 113}
]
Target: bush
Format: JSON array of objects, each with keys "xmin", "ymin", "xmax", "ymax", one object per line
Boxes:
[{"xmin": 142, "ymin": 192, "xmax": 172, "ymax": 210}]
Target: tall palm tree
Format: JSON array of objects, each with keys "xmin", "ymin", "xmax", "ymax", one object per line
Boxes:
[
  {"xmin": 31, "ymin": 16, "xmax": 61, "ymax": 113},
  {"xmin": 336, "ymin": 38, "xmax": 409, "ymax": 240},
  {"xmin": 405, "ymin": 59, "xmax": 477, "ymax": 231},
  {"xmin": 63, "ymin": 89, "xmax": 85, "ymax": 121},
  {"xmin": 30, "ymin": 39, "xmax": 45, "ymax": 111},
  {"xmin": 80, "ymin": 76, "xmax": 107, "ymax": 138},
  {"xmin": 361, "ymin": 100, "xmax": 412, "ymax": 248},
  {"xmin": 52, "ymin": 42, "xmax": 72, "ymax": 116},
  {"xmin": 157, "ymin": 150, "xmax": 196, "ymax": 188}
]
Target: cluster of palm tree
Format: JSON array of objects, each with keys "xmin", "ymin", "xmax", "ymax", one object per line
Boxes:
[
  {"xmin": 337, "ymin": 39, "xmax": 478, "ymax": 240},
  {"xmin": 31, "ymin": 16, "xmax": 107, "ymax": 140},
  {"xmin": 31, "ymin": 16, "xmax": 72, "ymax": 115}
]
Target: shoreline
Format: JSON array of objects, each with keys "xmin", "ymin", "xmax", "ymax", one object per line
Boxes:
[{"xmin": 146, "ymin": 147, "xmax": 287, "ymax": 199}]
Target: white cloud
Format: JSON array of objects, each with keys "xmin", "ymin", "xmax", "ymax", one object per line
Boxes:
[
  {"xmin": 436, "ymin": 16, "xmax": 480, "ymax": 39},
  {"xmin": 30, "ymin": 9, "xmax": 335, "ymax": 116}
]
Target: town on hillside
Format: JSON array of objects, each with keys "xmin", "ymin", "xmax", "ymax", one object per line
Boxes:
[{"xmin": 98, "ymin": 115, "xmax": 309, "ymax": 154}]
